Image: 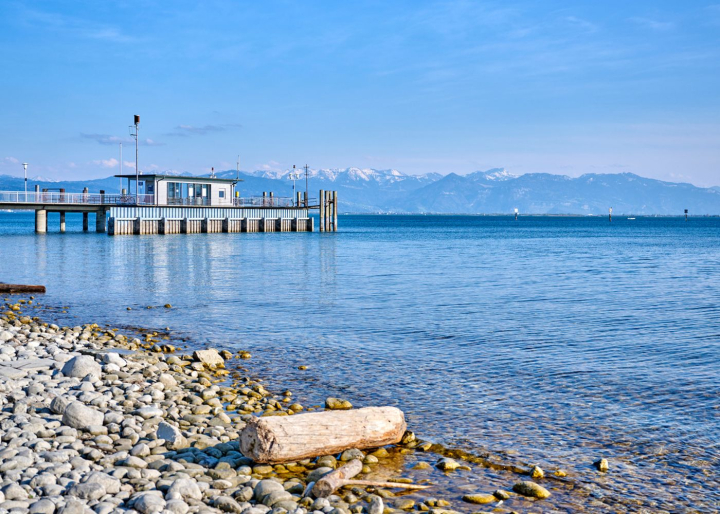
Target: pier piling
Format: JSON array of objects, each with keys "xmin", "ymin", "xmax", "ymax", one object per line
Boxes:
[
  {"xmin": 35, "ymin": 209, "xmax": 47, "ymax": 233},
  {"xmin": 96, "ymin": 210, "xmax": 106, "ymax": 233},
  {"xmin": 83, "ymin": 212, "xmax": 89, "ymax": 231},
  {"xmin": 59, "ymin": 212, "xmax": 66, "ymax": 233}
]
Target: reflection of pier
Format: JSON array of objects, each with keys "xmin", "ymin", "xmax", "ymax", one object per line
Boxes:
[{"xmin": 0, "ymin": 174, "xmax": 338, "ymax": 235}]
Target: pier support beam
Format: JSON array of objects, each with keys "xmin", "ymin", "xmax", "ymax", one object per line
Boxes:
[
  {"xmin": 83, "ymin": 212, "xmax": 89, "ymax": 231},
  {"xmin": 35, "ymin": 209, "xmax": 47, "ymax": 234},
  {"xmin": 96, "ymin": 210, "xmax": 106, "ymax": 233},
  {"xmin": 59, "ymin": 212, "xmax": 66, "ymax": 233}
]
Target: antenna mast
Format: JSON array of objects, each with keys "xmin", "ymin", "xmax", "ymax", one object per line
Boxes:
[{"xmin": 304, "ymin": 164, "xmax": 309, "ymax": 206}]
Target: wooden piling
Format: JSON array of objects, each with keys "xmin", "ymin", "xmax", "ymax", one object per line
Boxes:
[
  {"xmin": 59, "ymin": 212, "xmax": 66, "ymax": 233},
  {"xmin": 83, "ymin": 212, "xmax": 89, "ymax": 231}
]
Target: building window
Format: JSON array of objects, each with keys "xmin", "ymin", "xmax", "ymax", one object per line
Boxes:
[{"xmin": 219, "ymin": 190, "xmax": 225, "ymax": 198}]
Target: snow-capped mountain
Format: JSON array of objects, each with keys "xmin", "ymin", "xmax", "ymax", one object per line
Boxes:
[
  {"xmin": 2, "ymin": 167, "xmax": 717, "ymax": 214},
  {"xmin": 247, "ymin": 167, "xmax": 441, "ymax": 186}
]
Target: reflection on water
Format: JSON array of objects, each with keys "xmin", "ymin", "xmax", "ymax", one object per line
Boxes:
[{"xmin": 2, "ymin": 212, "xmax": 720, "ymax": 511}]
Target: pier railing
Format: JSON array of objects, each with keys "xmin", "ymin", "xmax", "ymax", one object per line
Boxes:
[
  {"xmin": 233, "ymin": 196, "xmax": 298, "ymax": 207},
  {"xmin": 0, "ymin": 191, "xmax": 156, "ymax": 206},
  {"xmin": 0, "ymin": 191, "xmax": 314, "ymax": 208}
]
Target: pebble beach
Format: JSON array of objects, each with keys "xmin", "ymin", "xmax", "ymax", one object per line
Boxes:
[{"xmin": 0, "ymin": 296, "xmax": 703, "ymax": 514}]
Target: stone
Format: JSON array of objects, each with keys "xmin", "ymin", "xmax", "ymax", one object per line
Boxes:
[
  {"xmin": 435, "ymin": 458, "xmax": 460, "ymax": 471},
  {"xmin": 325, "ymin": 397, "xmax": 352, "ymax": 410},
  {"xmin": 61, "ymin": 355, "xmax": 102, "ymax": 380},
  {"xmin": 83, "ymin": 471, "xmax": 121, "ymax": 494},
  {"xmin": 29, "ymin": 498, "xmax": 56, "ymax": 514},
  {"xmin": 135, "ymin": 406, "xmax": 163, "ymax": 419},
  {"xmin": 165, "ymin": 500, "xmax": 190, "ymax": 514},
  {"xmin": 120, "ymin": 456, "xmax": 148, "ymax": 468},
  {"xmin": 193, "ymin": 349, "xmax": 224, "ymax": 368},
  {"xmin": 166, "ymin": 478, "xmax": 202, "ymax": 501},
  {"xmin": 2, "ymin": 483, "xmax": 28, "ymax": 500},
  {"xmin": 530, "ymin": 465, "xmax": 544, "ymax": 478},
  {"xmin": 100, "ymin": 352, "xmax": 127, "ymax": 367},
  {"xmin": 594, "ymin": 458, "xmax": 609, "ymax": 472},
  {"xmin": 493, "ymin": 490, "xmax": 511, "ymax": 501},
  {"xmin": 395, "ymin": 499, "xmax": 415, "ymax": 510},
  {"xmin": 67, "ymin": 482, "xmax": 106, "ymax": 501},
  {"xmin": 159, "ymin": 373, "xmax": 177, "ymax": 388},
  {"xmin": 59, "ymin": 498, "xmax": 88, "ymax": 514},
  {"xmin": 157, "ymin": 421, "xmax": 188, "ymax": 450},
  {"xmin": 368, "ymin": 498, "xmax": 383, "ymax": 514},
  {"xmin": 254, "ymin": 480, "xmax": 285, "ymax": 501},
  {"xmin": 512, "ymin": 481, "xmax": 551, "ymax": 499},
  {"xmin": 134, "ymin": 492, "xmax": 166, "ymax": 514},
  {"xmin": 214, "ymin": 496, "xmax": 244, "ymax": 513},
  {"xmin": 461, "ymin": 494, "xmax": 495, "ymax": 505},
  {"xmin": 62, "ymin": 402, "xmax": 104, "ymax": 429},
  {"xmin": 339, "ymin": 448, "xmax": 364, "ymax": 461}
]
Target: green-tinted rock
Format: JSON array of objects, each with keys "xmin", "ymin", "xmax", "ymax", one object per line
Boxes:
[{"xmin": 512, "ymin": 481, "xmax": 551, "ymax": 499}]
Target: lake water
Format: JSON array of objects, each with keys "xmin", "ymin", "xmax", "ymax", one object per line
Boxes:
[{"xmin": 2, "ymin": 212, "xmax": 719, "ymax": 511}]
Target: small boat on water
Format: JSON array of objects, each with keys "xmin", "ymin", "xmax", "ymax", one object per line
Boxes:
[{"xmin": 628, "ymin": 217, "xmax": 636, "ymax": 220}]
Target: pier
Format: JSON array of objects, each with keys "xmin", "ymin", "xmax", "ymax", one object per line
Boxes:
[{"xmin": 0, "ymin": 174, "xmax": 337, "ymax": 235}]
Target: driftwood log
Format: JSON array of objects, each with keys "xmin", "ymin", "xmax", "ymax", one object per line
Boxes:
[
  {"xmin": 312, "ymin": 459, "xmax": 363, "ymax": 498},
  {"xmin": 311, "ymin": 459, "xmax": 432, "ymax": 498},
  {"xmin": 0, "ymin": 284, "xmax": 46, "ymax": 294},
  {"xmin": 240, "ymin": 406, "xmax": 406, "ymax": 463}
]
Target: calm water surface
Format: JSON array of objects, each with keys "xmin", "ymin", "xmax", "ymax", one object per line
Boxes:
[{"xmin": 1, "ymin": 212, "xmax": 719, "ymax": 511}]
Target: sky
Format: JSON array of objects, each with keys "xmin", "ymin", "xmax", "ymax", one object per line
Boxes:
[{"xmin": 0, "ymin": 1, "xmax": 719, "ymax": 186}]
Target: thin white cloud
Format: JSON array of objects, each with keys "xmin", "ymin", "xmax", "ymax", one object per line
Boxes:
[
  {"xmin": 629, "ymin": 17, "xmax": 675, "ymax": 31},
  {"xmin": 16, "ymin": 6, "xmax": 137, "ymax": 43},
  {"xmin": 564, "ymin": 16, "xmax": 598, "ymax": 33},
  {"xmin": 92, "ymin": 158, "xmax": 119, "ymax": 168},
  {"xmin": 81, "ymin": 133, "xmax": 164, "ymax": 146},
  {"xmin": 3, "ymin": 157, "xmax": 20, "ymax": 164}
]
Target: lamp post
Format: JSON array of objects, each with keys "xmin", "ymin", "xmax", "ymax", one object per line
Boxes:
[
  {"xmin": 129, "ymin": 115, "xmax": 139, "ymax": 203},
  {"xmin": 22, "ymin": 163, "xmax": 28, "ymax": 200}
]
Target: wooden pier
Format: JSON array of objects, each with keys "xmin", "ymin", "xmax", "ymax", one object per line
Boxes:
[{"xmin": 0, "ymin": 174, "xmax": 337, "ymax": 236}]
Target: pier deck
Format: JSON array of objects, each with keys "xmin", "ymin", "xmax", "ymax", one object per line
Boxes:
[{"xmin": 0, "ymin": 189, "xmax": 336, "ymax": 235}]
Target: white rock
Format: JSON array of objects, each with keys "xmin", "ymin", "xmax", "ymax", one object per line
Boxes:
[
  {"xmin": 0, "ymin": 331, "xmax": 14, "ymax": 342},
  {"xmin": 83, "ymin": 471, "xmax": 121, "ymax": 494},
  {"xmin": 165, "ymin": 478, "xmax": 202, "ymax": 501},
  {"xmin": 192, "ymin": 349, "xmax": 224, "ymax": 368},
  {"xmin": 133, "ymin": 491, "xmax": 166, "ymax": 514},
  {"xmin": 100, "ymin": 352, "xmax": 127, "ymax": 368},
  {"xmin": 157, "ymin": 421, "xmax": 188, "ymax": 450},
  {"xmin": 61, "ymin": 355, "xmax": 102, "ymax": 380},
  {"xmin": 62, "ymin": 402, "xmax": 104, "ymax": 429},
  {"xmin": 159, "ymin": 373, "xmax": 177, "ymax": 388},
  {"xmin": 50, "ymin": 396, "xmax": 71, "ymax": 415}
]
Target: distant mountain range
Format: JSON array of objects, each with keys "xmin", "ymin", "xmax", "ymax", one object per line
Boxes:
[{"xmin": 1, "ymin": 168, "xmax": 718, "ymax": 215}]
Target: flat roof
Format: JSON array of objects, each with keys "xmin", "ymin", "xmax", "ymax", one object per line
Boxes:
[{"xmin": 114, "ymin": 174, "xmax": 242, "ymax": 183}]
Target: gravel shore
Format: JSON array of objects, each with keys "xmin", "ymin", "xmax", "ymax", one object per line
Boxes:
[{"xmin": 0, "ymin": 298, "xmax": 566, "ymax": 514}]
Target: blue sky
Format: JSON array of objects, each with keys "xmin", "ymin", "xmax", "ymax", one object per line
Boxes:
[{"xmin": 1, "ymin": 1, "xmax": 719, "ymax": 185}]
